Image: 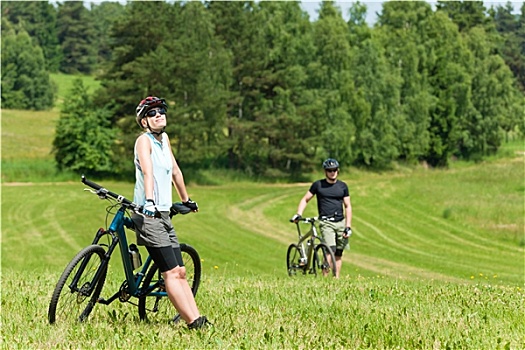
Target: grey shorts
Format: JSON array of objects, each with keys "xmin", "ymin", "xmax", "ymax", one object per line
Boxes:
[
  {"xmin": 319, "ymin": 219, "xmax": 349, "ymax": 252},
  {"xmin": 131, "ymin": 211, "xmax": 179, "ymax": 248}
]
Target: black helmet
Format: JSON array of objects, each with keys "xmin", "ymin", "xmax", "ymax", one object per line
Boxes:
[
  {"xmin": 322, "ymin": 158, "xmax": 339, "ymax": 169},
  {"xmin": 135, "ymin": 96, "xmax": 168, "ymax": 128}
]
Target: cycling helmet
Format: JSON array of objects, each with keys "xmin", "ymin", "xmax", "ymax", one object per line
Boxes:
[
  {"xmin": 135, "ymin": 96, "xmax": 168, "ymax": 128},
  {"xmin": 322, "ymin": 158, "xmax": 339, "ymax": 169}
]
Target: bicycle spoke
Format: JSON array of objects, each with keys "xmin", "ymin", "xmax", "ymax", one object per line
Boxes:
[
  {"xmin": 138, "ymin": 244, "xmax": 201, "ymax": 322},
  {"xmin": 48, "ymin": 245, "xmax": 107, "ymax": 324},
  {"xmin": 287, "ymin": 243, "xmax": 306, "ymax": 276},
  {"xmin": 314, "ymin": 243, "xmax": 337, "ymax": 277}
]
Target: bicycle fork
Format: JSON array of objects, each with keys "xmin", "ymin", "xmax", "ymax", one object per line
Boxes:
[
  {"xmin": 298, "ymin": 234, "xmax": 315, "ymax": 272},
  {"xmin": 67, "ymin": 228, "xmax": 111, "ymax": 299}
]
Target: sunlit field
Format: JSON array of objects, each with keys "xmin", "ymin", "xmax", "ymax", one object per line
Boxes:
[{"xmin": 1, "ymin": 89, "xmax": 523, "ymax": 348}]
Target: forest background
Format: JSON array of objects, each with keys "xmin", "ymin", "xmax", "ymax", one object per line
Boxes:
[{"xmin": 1, "ymin": 0, "xmax": 524, "ymax": 182}]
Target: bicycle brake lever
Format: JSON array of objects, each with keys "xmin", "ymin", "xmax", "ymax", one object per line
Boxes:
[
  {"xmin": 96, "ymin": 188, "xmax": 109, "ymax": 199},
  {"xmin": 84, "ymin": 188, "xmax": 107, "ymax": 199}
]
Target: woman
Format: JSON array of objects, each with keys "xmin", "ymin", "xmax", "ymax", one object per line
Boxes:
[{"xmin": 132, "ymin": 96, "xmax": 210, "ymax": 329}]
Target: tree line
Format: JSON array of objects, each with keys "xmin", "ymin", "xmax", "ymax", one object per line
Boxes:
[{"xmin": 2, "ymin": 1, "xmax": 524, "ymax": 179}]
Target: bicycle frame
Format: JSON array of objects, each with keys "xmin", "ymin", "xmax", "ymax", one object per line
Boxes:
[
  {"xmin": 70, "ymin": 206, "xmax": 159, "ymax": 305},
  {"xmin": 68, "ymin": 177, "xmax": 170, "ymax": 305},
  {"xmin": 286, "ymin": 215, "xmax": 338, "ymax": 277},
  {"xmin": 294, "ymin": 219, "xmax": 323, "ymax": 271}
]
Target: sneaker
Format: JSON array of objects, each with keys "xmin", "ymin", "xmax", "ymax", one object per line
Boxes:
[{"xmin": 188, "ymin": 316, "xmax": 212, "ymax": 330}]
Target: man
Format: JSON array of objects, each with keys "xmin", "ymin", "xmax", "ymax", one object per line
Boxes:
[{"xmin": 291, "ymin": 158, "xmax": 352, "ymax": 278}]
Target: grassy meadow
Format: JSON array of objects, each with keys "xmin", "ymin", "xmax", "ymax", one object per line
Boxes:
[
  {"xmin": 51, "ymin": 73, "xmax": 101, "ymax": 109},
  {"xmin": 1, "ymin": 73, "xmax": 101, "ymax": 183},
  {"xmin": 1, "ymin": 76, "xmax": 524, "ymax": 348}
]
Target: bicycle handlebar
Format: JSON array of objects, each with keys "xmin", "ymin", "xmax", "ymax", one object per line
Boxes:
[
  {"xmin": 289, "ymin": 215, "xmax": 336, "ymax": 224},
  {"xmin": 81, "ymin": 176, "xmax": 191, "ymax": 218},
  {"xmin": 82, "ymin": 175, "xmax": 140, "ymax": 211},
  {"xmin": 290, "ymin": 217, "xmax": 317, "ymax": 224}
]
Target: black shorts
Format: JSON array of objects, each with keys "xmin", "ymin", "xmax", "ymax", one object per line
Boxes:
[{"xmin": 146, "ymin": 246, "xmax": 184, "ymax": 272}]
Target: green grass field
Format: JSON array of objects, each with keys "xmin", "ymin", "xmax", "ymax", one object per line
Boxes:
[
  {"xmin": 1, "ymin": 80, "xmax": 524, "ymax": 348},
  {"xmin": 2, "ymin": 166, "xmax": 524, "ymax": 348},
  {"xmin": 50, "ymin": 73, "xmax": 101, "ymax": 110}
]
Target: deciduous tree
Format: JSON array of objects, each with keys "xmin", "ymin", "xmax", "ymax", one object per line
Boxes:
[
  {"xmin": 53, "ymin": 79, "xmax": 115, "ymax": 175},
  {"xmin": 1, "ymin": 25, "xmax": 55, "ymax": 110},
  {"xmin": 1, "ymin": 1, "xmax": 61, "ymax": 71}
]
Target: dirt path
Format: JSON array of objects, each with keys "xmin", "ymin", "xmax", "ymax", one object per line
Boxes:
[{"xmin": 223, "ymin": 189, "xmax": 465, "ymax": 282}]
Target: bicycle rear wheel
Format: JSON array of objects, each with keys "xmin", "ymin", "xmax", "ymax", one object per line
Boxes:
[
  {"xmin": 313, "ymin": 243, "xmax": 337, "ymax": 277},
  {"xmin": 286, "ymin": 243, "xmax": 306, "ymax": 276},
  {"xmin": 48, "ymin": 245, "xmax": 107, "ymax": 324},
  {"xmin": 138, "ymin": 243, "xmax": 201, "ymax": 322}
]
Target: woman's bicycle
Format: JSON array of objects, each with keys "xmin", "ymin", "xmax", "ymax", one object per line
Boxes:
[
  {"xmin": 48, "ymin": 176, "xmax": 201, "ymax": 324},
  {"xmin": 287, "ymin": 216, "xmax": 337, "ymax": 277}
]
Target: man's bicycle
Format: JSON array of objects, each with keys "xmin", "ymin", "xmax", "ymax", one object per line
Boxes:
[
  {"xmin": 287, "ymin": 216, "xmax": 337, "ymax": 277},
  {"xmin": 48, "ymin": 176, "xmax": 201, "ymax": 324}
]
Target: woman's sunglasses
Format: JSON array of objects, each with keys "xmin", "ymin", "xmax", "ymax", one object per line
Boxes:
[{"xmin": 146, "ymin": 108, "xmax": 166, "ymax": 117}]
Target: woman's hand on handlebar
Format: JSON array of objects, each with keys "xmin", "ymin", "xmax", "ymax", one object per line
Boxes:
[{"xmin": 182, "ymin": 198, "xmax": 199, "ymax": 212}]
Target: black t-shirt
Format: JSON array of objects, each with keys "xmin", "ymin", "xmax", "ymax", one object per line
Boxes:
[{"xmin": 309, "ymin": 179, "xmax": 349, "ymax": 222}]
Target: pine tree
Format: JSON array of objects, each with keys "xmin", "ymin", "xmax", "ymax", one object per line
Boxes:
[
  {"xmin": 57, "ymin": 1, "xmax": 97, "ymax": 74},
  {"xmin": 492, "ymin": 2, "xmax": 525, "ymax": 91},
  {"xmin": 89, "ymin": 2, "xmax": 125, "ymax": 70}
]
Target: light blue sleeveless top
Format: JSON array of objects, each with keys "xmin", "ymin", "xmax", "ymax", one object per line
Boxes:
[{"xmin": 133, "ymin": 133, "xmax": 172, "ymax": 211}]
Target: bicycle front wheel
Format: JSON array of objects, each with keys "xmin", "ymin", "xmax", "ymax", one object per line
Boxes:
[
  {"xmin": 313, "ymin": 243, "xmax": 337, "ymax": 277},
  {"xmin": 286, "ymin": 243, "xmax": 306, "ymax": 276},
  {"xmin": 48, "ymin": 245, "xmax": 107, "ymax": 324},
  {"xmin": 138, "ymin": 243, "xmax": 201, "ymax": 322}
]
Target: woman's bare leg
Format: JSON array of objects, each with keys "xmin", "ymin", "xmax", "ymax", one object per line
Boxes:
[{"xmin": 162, "ymin": 266, "xmax": 200, "ymax": 323}]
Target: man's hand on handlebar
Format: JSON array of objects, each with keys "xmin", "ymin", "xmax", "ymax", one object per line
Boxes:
[{"xmin": 290, "ymin": 214, "xmax": 302, "ymax": 223}]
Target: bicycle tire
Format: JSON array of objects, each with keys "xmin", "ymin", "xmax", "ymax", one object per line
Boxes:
[
  {"xmin": 286, "ymin": 243, "xmax": 306, "ymax": 276},
  {"xmin": 48, "ymin": 245, "xmax": 107, "ymax": 324},
  {"xmin": 138, "ymin": 243, "xmax": 201, "ymax": 322},
  {"xmin": 313, "ymin": 243, "xmax": 337, "ymax": 277}
]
